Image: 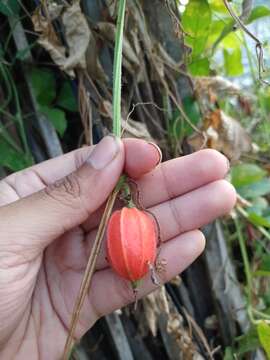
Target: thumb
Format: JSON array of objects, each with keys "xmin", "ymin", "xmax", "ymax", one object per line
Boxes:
[{"xmin": 0, "ymin": 136, "xmax": 124, "ymax": 256}]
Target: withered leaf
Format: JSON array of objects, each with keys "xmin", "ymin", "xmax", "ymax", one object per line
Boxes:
[
  {"xmin": 85, "ymin": 32, "xmax": 108, "ymax": 83},
  {"xmin": 140, "ymin": 287, "xmax": 170, "ymax": 337},
  {"xmin": 32, "ymin": 2, "xmax": 90, "ymax": 77},
  {"xmin": 194, "ymin": 76, "xmax": 253, "ymax": 116},
  {"xmin": 194, "ymin": 76, "xmax": 241, "ymax": 97},
  {"xmin": 188, "ymin": 109, "xmax": 252, "ymax": 162}
]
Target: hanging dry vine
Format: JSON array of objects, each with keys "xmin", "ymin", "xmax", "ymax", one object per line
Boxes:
[{"xmin": 223, "ymin": 0, "xmax": 269, "ymax": 85}]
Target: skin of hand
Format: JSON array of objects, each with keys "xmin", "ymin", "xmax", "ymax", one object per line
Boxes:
[{"xmin": 0, "ymin": 136, "xmax": 236, "ymax": 359}]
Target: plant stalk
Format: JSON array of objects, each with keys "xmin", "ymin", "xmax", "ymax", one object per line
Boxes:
[
  {"xmin": 113, "ymin": 0, "xmax": 126, "ymax": 137},
  {"xmin": 63, "ymin": 0, "xmax": 127, "ymax": 358}
]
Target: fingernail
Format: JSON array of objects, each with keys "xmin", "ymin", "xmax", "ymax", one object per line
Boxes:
[
  {"xmin": 87, "ymin": 136, "xmax": 121, "ymax": 170},
  {"xmin": 148, "ymin": 142, "xmax": 163, "ymax": 165}
]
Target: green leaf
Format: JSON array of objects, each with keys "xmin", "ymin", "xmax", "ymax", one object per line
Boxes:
[
  {"xmin": 254, "ymin": 255, "xmax": 270, "ymax": 277},
  {"xmin": 263, "ymin": 292, "xmax": 270, "ymax": 307},
  {"xmin": 182, "ymin": 96, "xmax": 200, "ymax": 135},
  {"xmin": 56, "ymin": 81, "xmax": 78, "ymax": 112},
  {"xmin": 255, "ymin": 270, "xmax": 270, "ymax": 277},
  {"xmin": 182, "ymin": 0, "xmax": 211, "ymax": 57},
  {"xmin": 40, "ymin": 106, "xmax": 67, "ymax": 137},
  {"xmin": 257, "ymin": 322, "xmax": 270, "ymax": 359},
  {"xmin": 169, "ymin": 96, "xmax": 201, "ymax": 139},
  {"xmin": 238, "ymin": 179, "xmax": 270, "ymax": 199},
  {"xmin": 236, "ymin": 327, "xmax": 260, "ymax": 355},
  {"xmin": 221, "ymin": 30, "xmax": 243, "ymax": 50},
  {"xmin": 0, "ymin": 3, "xmax": 13, "ymax": 16},
  {"xmin": 0, "ymin": 0, "xmax": 19, "ymax": 16},
  {"xmin": 231, "ymin": 164, "xmax": 267, "ymax": 187},
  {"xmin": 223, "ymin": 47, "xmax": 243, "ymax": 77},
  {"xmin": 0, "ymin": 139, "xmax": 33, "ymax": 171},
  {"xmin": 248, "ymin": 6, "xmax": 270, "ymax": 24},
  {"xmin": 211, "ymin": 19, "xmax": 234, "ymax": 52},
  {"xmin": 260, "ymin": 89, "xmax": 270, "ymax": 113},
  {"xmin": 259, "ymin": 255, "xmax": 270, "ymax": 273},
  {"xmin": 208, "ymin": 19, "xmax": 230, "ymax": 47},
  {"xmin": 209, "ymin": 0, "xmax": 227, "ymax": 14},
  {"xmin": 188, "ymin": 57, "xmax": 210, "ymax": 76},
  {"xmin": 31, "ymin": 68, "xmax": 56, "ymax": 106},
  {"xmin": 248, "ymin": 213, "xmax": 270, "ymax": 228},
  {"xmin": 223, "ymin": 347, "xmax": 234, "ymax": 360}
]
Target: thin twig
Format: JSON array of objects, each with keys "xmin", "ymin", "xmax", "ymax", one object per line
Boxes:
[
  {"xmin": 164, "ymin": 0, "xmax": 187, "ymax": 37},
  {"xmin": 182, "ymin": 307, "xmax": 214, "ymax": 360},
  {"xmin": 62, "ymin": 178, "xmax": 125, "ymax": 359},
  {"xmin": 122, "ymin": 101, "xmax": 167, "ymax": 137}
]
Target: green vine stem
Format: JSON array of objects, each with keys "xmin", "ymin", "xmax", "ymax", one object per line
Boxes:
[
  {"xmin": 113, "ymin": 0, "xmax": 126, "ymax": 137},
  {"xmin": 63, "ymin": 1, "xmax": 127, "ymax": 358}
]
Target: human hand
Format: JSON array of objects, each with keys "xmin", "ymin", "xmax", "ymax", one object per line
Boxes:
[{"xmin": 0, "ymin": 136, "xmax": 235, "ymax": 359}]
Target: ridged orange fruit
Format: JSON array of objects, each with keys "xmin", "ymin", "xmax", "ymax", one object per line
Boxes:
[{"xmin": 107, "ymin": 207, "xmax": 157, "ymax": 283}]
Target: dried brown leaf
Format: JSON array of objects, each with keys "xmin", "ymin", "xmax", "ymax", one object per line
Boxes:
[
  {"xmin": 32, "ymin": 2, "xmax": 90, "ymax": 77},
  {"xmin": 61, "ymin": 2, "xmax": 90, "ymax": 72},
  {"xmin": 140, "ymin": 287, "xmax": 203, "ymax": 359},
  {"xmin": 140, "ymin": 287, "xmax": 170, "ymax": 337},
  {"xmin": 194, "ymin": 76, "xmax": 253, "ymax": 116},
  {"xmin": 45, "ymin": 3, "xmax": 64, "ymax": 20},
  {"xmin": 85, "ymin": 33, "xmax": 108, "ymax": 83},
  {"xmin": 194, "ymin": 76, "xmax": 241, "ymax": 96},
  {"xmin": 32, "ymin": 14, "xmax": 60, "ymax": 65},
  {"xmin": 188, "ymin": 109, "xmax": 252, "ymax": 161}
]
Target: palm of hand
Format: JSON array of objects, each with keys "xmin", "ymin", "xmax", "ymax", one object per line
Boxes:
[{"xmin": 0, "ymin": 139, "xmax": 235, "ymax": 359}]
